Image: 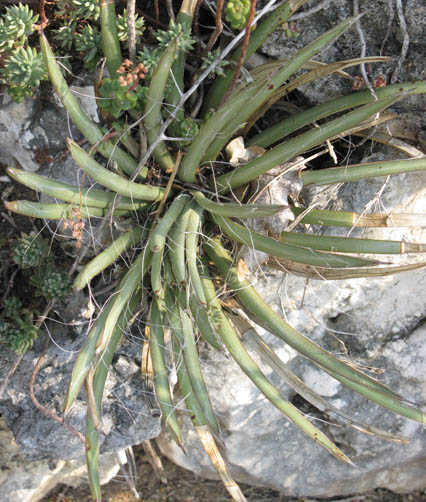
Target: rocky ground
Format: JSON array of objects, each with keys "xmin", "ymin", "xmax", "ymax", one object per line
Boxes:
[{"xmin": 40, "ymin": 446, "xmax": 426, "ymax": 502}]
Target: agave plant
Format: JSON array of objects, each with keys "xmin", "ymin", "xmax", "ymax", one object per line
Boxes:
[{"xmin": 4, "ymin": 0, "xmax": 426, "ymax": 500}]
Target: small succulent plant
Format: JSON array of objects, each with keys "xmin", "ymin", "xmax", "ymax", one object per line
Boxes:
[
  {"xmin": 0, "ymin": 3, "xmax": 38, "ymax": 52},
  {"xmin": 0, "ymin": 297, "xmax": 40, "ymax": 354},
  {"xmin": 3, "ymin": 296, "xmax": 23, "ymax": 319},
  {"xmin": 176, "ymin": 117, "xmax": 200, "ymax": 146},
  {"xmin": 0, "ymin": 4, "xmax": 42, "ymax": 102},
  {"xmin": 98, "ymin": 76, "xmax": 143, "ymax": 117},
  {"xmin": 53, "ymin": 19, "xmax": 77, "ymax": 51},
  {"xmin": 1, "ymin": 46, "xmax": 48, "ymax": 102},
  {"xmin": 75, "ymin": 24, "xmax": 101, "ymax": 70},
  {"xmin": 225, "ymin": 0, "xmax": 252, "ymax": 30},
  {"xmin": 12, "ymin": 233, "xmax": 48, "ymax": 269},
  {"xmin": 71, "ymin": 0, "xmax": 100, "ymax": 21},
  {"xmin": 98, "ymin": 60, "xmax": 148, "ymax": 117},
  {"xmin": 155, "ymin": 20, "xmax": 195, "ymax": 52},
  {"xmin": 116, "ymin": 9, "xmax": 145, "ymax": 42},
  {"xmin": 201, "ymin": 48, "xmax": 229, "ymax": 78},
  {"xmin": 2, "ymin": 46, "xmax": 47, "ymax": 87},
  {"xmin": 41, "ymin": 268, "xmax": 73, "ymax": 300},
  {"xmin": 30, "ymin": 265, "xmax": 72, "ymax": 300}
]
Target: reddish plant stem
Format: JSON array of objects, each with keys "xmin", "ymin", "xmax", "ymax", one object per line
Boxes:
[
  {"xmin": 219, "ymin": 0, "xmax": 257, "ymax": 106},
  {"xmin": 205, "ymin": 0, "xmax": 224, "ymax": 53},
  {"xmin": 38, "ymin": 0, "xmax": 48, "ymax": 29},
  {"xmin": 154, "ymin": 0, "xmax": 159, "ymax": 25},
  {"xmin": 192, "ymin": 0, "xmax": 203, "ymax": 39},
  {"xmin": 193, "ymin": 0, "xmax": 204, "ymax": 38}
]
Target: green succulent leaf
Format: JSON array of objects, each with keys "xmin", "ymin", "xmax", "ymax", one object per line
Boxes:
[
  {"xmin": 53, "ymin": 20, "xmax": 77, "ymax": 51},
  {"xmin": 2, "ymin": 46, "xmax": 47, "ymax": 90},
  {"xmin": 225, "ymin": 0, "xmax": 252, "ymax": 30},
  {"xmin": 116, "ymin": 9, "xmax": 145, "ymax": 42},
  {"xmin": 0, "ymin": 3, "xmax": 38, "ymax": 52},
  {"xmin": 71, "ymin": 0, "xmax": 100, "ymax": 20},
  {"xmin": 155, "ymin": 20, "xmax": 194, "ymax": 52},
  {"xmin": 12, "ymin": 232, "xmax": 49, "ymax": 269},
  {"xmin": 75, "ymin": 24, "xmax": 101, "ymax": 70}
]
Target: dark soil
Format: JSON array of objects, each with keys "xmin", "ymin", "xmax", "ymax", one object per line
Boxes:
[{"xmin": 41, "ymin": 445, "xmax": 426, "ymax": 502}]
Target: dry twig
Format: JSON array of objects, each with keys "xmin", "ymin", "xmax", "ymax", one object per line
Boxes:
[
  {"xmin": 205, "ymin": 0, "xmax": 224, "ymax": 53},
  {"xmin": 219, "ymin": 0, "xmax": 257, "ymax": 107},
  {"xmin": 391, "ymin": 0, "xmax": 409, "ymax": 83}
]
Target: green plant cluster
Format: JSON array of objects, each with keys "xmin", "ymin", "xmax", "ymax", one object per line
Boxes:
[
  {"xmin": 4, "ymin": 1, "xmax": 426, "ymax": 501},
  {"xmin": 98, "ymin": 73, "xmax": 146, "ymax": 118},
  {"xmin": 0, "ymin": 3, "xmax": 47, "ymax": 103},
  {"xmin": 12, "ymin": 232, "xmax": 48, "ymax": 269},
  {"xmin": 225, "ymin": 0, "xmax": 252, "ymax": 30},
  {"xmin": 0, "ymin": 233, "xmax": 72, "ymax": 354},
  {"xmin": 30, "ymin": 266, "xmax": 72, "ymax": 301},
  {"xmin": 176, "ymin": 117, "xmax": 200, "ymax": 146},
  {"xmin": 53, "ymin": 1, "xmax": 144, "ymax": 70},
  {"xmin": 0, "ymin": 296, "xmax": 40, "ymax": 354},
  {"xmin": 13, "ymin": 232, "xmax": 72, "ymax": 301},
  {"xmin": 74, "ymin": 23, "xmax": 101, "ymax": 70},
  {"xmin": 201, "ymin": 48, "xmax": 229, "ymax": 78},
  {"xmin": 0, "ymin": 3, "xmax": 38, "ymax": 51},
  {"xmin": 116, "ymin": 9, "xmax": 145, "ymax": 43},
  {"xmin": 0, "ymin": 1, "xmax": 146, "ymax": 100}
]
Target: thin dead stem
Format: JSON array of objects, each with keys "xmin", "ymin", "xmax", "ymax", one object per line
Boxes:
[
  {"xmin": 154, "ymin": 0, "xmax": 159, "ymax": 25},
  {"xmin": 353, "ymin": 0, "xmax": 376, "ymax": 99},
  {"xmin": 205, "ymin": 0, "xmax": 224, "ymax": 53},
  {"xmin": 1, "ymin": 267, "xmax": 19, "ymax": 304},
  {"xmin": 193, "ymin": 0, "xmax": 204, "ymax": 38},
  {"xmin": 142, "ymin": 439, "xmax": 168, "ymax": 484},
  {"xmin": 391, "ymin": 0, "xmax": 409, "ymax": 83},
  {"xmin": 166, "ymin": 0, "xmax": 175, "ymax": 23},
  {"xmin": 38, "ymin": 0, "xmax": 48, "ymax": 29},
  {"xmin": 219, "ymin": 0, "xmax": 257, "ymax": 107}
]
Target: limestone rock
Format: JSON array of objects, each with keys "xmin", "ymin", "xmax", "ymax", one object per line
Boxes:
[{"xmin": 0, "ymin": 418, "xmax": 119, "ymax": 502}]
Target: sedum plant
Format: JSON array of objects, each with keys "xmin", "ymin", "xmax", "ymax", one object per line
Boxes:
[
  {"xmin": 0, "ymin": 3, "xmax": 38, "ymax": 52},
  {"xmin": 4, "ymin": 233, "xmax": 72, "ymax": 354},
  {"xmin": 0, "ymin": 296, "xmax": 40, "ymax": 354},
  {"xmin": 4, "ymin": 0, "xmax": 426, "ymax": 500},
  {"xmin": 30, "ymin": 266, "xmax": 73, "ymax": 300},
  {"xmin": 2, "ymin": 46, "xmax": 48, "ymax": 101},
  {"xmin": 116, "ymin": 9, "xmax": 145, "ymax": 43},
  {"xmin": 12, "ymin": 232, "xmax": 48, "ymax": 269},
  {"xmin": 0, "ymin": 3, "xmax": 46, "ymax": 102},
  {"xmin": 225, "ymin": 0, "xmax": 252, "ymax": 30}
]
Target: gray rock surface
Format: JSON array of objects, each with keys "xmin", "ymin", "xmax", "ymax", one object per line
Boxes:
[
  {"xmin": 0, "ymin": 81, "xmax": 94, "ymax": 174},
  {"xmin": 0, "ymin": 303, "xmax": 161, "ymax": 461},
  {"xmin": 0, "ymin": 417, "xmax": 119, "ymax": 502},
  {"xmin": 0, "ymin": 95, "xmax": 40, "ymax": 172}
]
